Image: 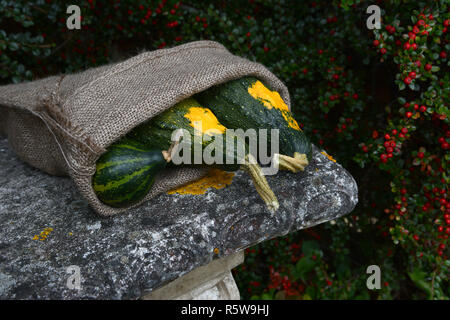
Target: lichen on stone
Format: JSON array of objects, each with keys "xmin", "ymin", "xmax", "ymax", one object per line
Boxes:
[{"xmin": 167, "ymin": 169, "xmax": 235, "ymax": 195}]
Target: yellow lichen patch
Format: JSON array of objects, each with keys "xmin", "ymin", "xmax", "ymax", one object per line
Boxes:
[
  {"xmin": 33, "ymin": 227, "xmax": 54, "ymax": 241},
  {"xmin": 184, "ymin": 107, "xmax": 226, "ymax": 135},
  {"xmin": 247, "ymin": 80, "xmax": 301, "ymax": 131},
  {"xmin": 167, "ymin": 168, "xmax": 235, "ymax": 195},
  {"xmin": 321, "ymin": 151, "xmax": 337, "ymax": 163}
]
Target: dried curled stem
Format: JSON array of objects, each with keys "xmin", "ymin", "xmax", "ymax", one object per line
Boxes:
[
  {"xmin": 161, "ymin": 140, "xmax": 181, "ymax": 163},
  {"xmin": 241, "ymin": 154, "xmax": 279, "ymax": 213},
  {"xmin": 278, "ymin": 152, "xmax": 309, "ymax": 173}
]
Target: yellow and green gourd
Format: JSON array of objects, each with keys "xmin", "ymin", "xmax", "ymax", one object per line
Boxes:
[{"xmin": 195, "ymin": 77, "xmax": 312, "ymax": 173}]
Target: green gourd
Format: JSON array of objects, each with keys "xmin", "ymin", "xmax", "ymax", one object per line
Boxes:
[{"xmin": 92, "ymin": 138, "xmax": 167, "ymax": 208}]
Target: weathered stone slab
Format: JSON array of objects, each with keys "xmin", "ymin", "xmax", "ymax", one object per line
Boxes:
[{"xmin": 0, "ymin": 138, "xmax": 357, "ymax": 299}]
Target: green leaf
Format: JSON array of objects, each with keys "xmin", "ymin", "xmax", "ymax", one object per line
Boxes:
[
  {"xmin": 295, "ymin": 256, "xmax": 316, "ymax": 281},
  {"xmin": 431, "ymin": 66, "xmax": 439, "ymax": 72},
  {"xmin": 302, "ymin": 240, "xmax": 320, "ymax": 256},
  {"xmin": 8, "ymin": 42, "xmax": 19, "ymax": 51},
  {"xmin": 408, "ymin": 269, "xmax": 432, "ymax": 297}
]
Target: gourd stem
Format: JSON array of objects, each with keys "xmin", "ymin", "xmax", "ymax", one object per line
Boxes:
[
  {"xmin": 161, "ymin": 140, "xmax": 180, "ymax": 163},
  {"xmin": 241, "ymin": 154, "xmax": 279, "ymax": 213},
  {"xmin": 278, "ymin": 152, "xmax": 309, "ymax": 173}
]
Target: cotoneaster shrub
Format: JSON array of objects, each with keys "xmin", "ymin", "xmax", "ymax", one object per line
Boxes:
[{"xmin": 1, "ymin": 0, "xmax": 448, "ymax": 299}]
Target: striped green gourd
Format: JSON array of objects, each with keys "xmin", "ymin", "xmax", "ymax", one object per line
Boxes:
[{"xmin": 92, "ymin": 138, "xmax": 167, "ymax": 208}]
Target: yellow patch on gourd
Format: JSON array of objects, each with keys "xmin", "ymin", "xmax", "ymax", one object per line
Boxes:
[
  {"xmin": 167, "ymin": 169, "xmax": 235, "ymax": 195},
  {"xmin": 247, "ymin": 80, "xmax": 301, "ymax": 131},
  {"xmin": 321, "ymin": 151, "xmax": 337, "ymax": 163},
  {"xmin": 184, "ymin": 107, "xmax": 226, "ymax": 135}
]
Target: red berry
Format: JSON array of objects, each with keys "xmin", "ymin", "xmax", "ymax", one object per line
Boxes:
[
  {"xmin": 380, "ymin": 48, "xmax": 387, "ymax": 54},
  {"xmin": 380, "ymin": 154, "xmax": 388, "ymax": 162},
  {"xmin": 413, "ymin": 235, "xmax": 419, "ymax": 241},
  {"xmin": 409, "ymin": 71, "xmax": 416, "ymax": 79},
  {"xmin": 440, "ymin": 51, "xmax": 447, "ymax": 59},
  {"xmin": 425, "ymin": 63, "xmax": 432, "ymax": 71},
  {"xmin": 411, "ymin": 43, "xmax": 418, "ymax": 50},
  {"xmin": 415, "ymin": 60, "xmax": 421, "ymax": 67},
  {"xmin": 417, "ymin": 19, "xmax": 425, "ymax": 26},
  {"xmin": 417, "ymin": 152, "xmax": 424, "ymax": 159},
  {"xmin": 406, "ymin": 111, "xmax": 413, "ymax": 118},
  {"xmin": 420, "ymin": 105, "xmax": 426, "ymax": 112},
  {"xmin": 404, "ymin": 77, "xmax": 412, "ymax": 85},
  {"xmin": 401, "ymin": 127, "xmax": 408, "ymax": 134},
  {"xmin": 384, "ymin": 134, "xmax": 390, "ymax": 140},
  {"xmin": 403, "ymin": 43, "xmax": 411, "ymax": 50},
  {"xmin": 414, "ymin": 104, "xmax": 419, "ymax": 110},
  {"xmin": 444, "ymin": 19, "xmax": 450, "ymax": 27},
  {"xmin": 373, "ymin": 40, "xmax": 380, "ymax": 46},
  {"xmin": 392, "ymin": 129, "xmax": 398, "ymax": 135}
]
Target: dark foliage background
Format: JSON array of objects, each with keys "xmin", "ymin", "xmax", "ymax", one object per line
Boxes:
[{"xmin": 1, "ymin": 0, "xmax": 448, "ymax": 299}]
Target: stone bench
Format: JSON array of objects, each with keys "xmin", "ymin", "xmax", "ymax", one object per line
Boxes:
[{"xmin": 0, "ymin": 138, "xmax": 357, "ymax": 299}]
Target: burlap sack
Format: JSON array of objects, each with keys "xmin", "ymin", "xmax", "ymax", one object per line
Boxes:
[{"xmin": 0, "ymin": 41, "xmax": 291, "ymax": 216}]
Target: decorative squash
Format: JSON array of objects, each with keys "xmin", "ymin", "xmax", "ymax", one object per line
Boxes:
[
  {"xmin": 195, "ymin": 77, "xmax": 312, "ymax": 173},
  {"xmin": 128, "ymin": 97, "xmax": 279, "ymax": 212},
  {"xmin": 92, "ymin": 138, "xmax": 167, "ymax": 208}
]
